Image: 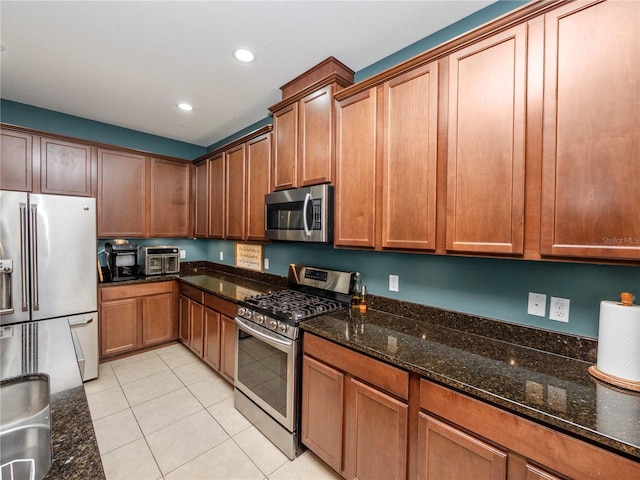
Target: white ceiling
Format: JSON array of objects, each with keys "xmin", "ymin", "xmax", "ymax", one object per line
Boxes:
[{"xmin": 1, "ymin": 1, "xmax": 493, "ymax": 147}]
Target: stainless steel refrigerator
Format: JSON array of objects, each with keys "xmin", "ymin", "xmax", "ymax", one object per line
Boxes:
[{"xmin": 0, "ymin": 191, "xmax": 99, "ymax": 380}]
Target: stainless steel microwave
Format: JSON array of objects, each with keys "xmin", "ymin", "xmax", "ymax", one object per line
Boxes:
[{"xmin": 265, "ymin": 184, "xmax": 333, "ymax": 243}]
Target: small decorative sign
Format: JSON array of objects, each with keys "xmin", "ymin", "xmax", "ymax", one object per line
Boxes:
[{"xmin": 235, "ymin": 243, "xmax": 263, "ymax": 272}]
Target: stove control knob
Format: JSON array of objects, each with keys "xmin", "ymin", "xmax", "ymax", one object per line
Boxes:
[
  {"xmin": 269, "ymin": 320, "xmax": 278, "ymax": 330},
  {"xmin": 255, "ymin": 314, "xmax": 265, "ymax": 325},
  {"xmin": 237, "ymin": 307, "xmax": 247, "ymax": 318},
  {"xmin": 279, "ymin": 323, "xmax": 288, "ymax": 334}
]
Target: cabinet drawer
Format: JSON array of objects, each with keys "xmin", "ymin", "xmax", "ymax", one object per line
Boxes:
[
  {"xmin": 101, "ymin": 281, "xmax": 174, "ymax": 301},
  {"xmin": 204, "ymin": 293, "xmax": 236, "ymax": 318},
  {"xmin": 303, "ymin": 333, "xmax": 409, "ymax": 400},
  {"xmin": 178, "ymin": 283, "xmax": 205, "ymax": 303}
]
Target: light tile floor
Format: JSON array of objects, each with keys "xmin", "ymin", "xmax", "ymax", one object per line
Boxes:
[{"xmin": 85, "ymin": 343, "xmax": 342, "ymax": 480}]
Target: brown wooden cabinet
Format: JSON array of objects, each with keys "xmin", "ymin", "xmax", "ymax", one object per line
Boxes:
[
  {"xmin": 150, "ymin": 157, "xmax": 192, "ymax": 237},
  {"xmin": 540, "ymin": 0, "xmax": 640, "ymax": 260},
  {"xmin": 271, "ymin": 79, "xmax": 351, "ymax": 191},
  {"xmin": 193, "ymin": 160, "xmax": 209, "ymax": 237},
  {"xmin": 225, "ymin": 143, "xmax": 246, "ymax": 240},
  {"xmin": 1, "ymin": 128, "xmax": 33, "ymax": 192},
  {"xmin": 417, "ymin": 413, "xmax": 507, "ymax": 480},
  {"xmin": 39, "ymin": 136, "xmax": 94, "ymax": 197},
  {"xmin": 246, "ymin": 132, "xmax": 272, "ymax": 241},
  {"xmin": 97, "ymin": 148, "xmax": 148, "ymax": 237},
  {"xmin": 302, "ymin": 333, "xmax": 409, "ymax": 480},
  {"xmin": 194, "ymin": 126, "xmax": 271, "ymax": 242},
  {"xmin": 178, "ymin": 282, "xmax": 237, "ymax": 383},
  {"xmin": 207, "ymin": 153, "xmax": 225, "ymax": 238},
  {"xmin": 445, "ymin": 24, "xmax": 527, "ymax": 255},
  {"xmin": 1, "ymin": 127, "xmax": 94, "ymax": 196},
  {"xmin": 100, "ymin": 281, "xmax": 177, "ymax": 359},
  {"xmin": 335, "ymin": 62, "xmax": 438, "ymax": 251}
]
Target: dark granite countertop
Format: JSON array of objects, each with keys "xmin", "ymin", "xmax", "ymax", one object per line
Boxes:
[
  {"xmin": 0, "ymin": 317, "xmax": 105, "ymax": 479},
  {"xmin": 300, "ymin": 309, "xmax": 640, "ymax": 461},
  {"xmin": 178, "ymin": 272, "xmax": 281, "ymax": 303}
]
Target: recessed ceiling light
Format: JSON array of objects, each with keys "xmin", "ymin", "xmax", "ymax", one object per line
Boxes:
[
  {"xmin": 177, "ymin": 103, "xmax": 194, "ymax": 111},
  {"xmin": 233, "ymin": 48, "xmax": 255, "ymax": 63}
]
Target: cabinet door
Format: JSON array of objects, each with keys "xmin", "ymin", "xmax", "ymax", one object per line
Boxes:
[
  {"xmin": 190, "ymin": 300, "xmax": 205, "ymax": 357},
  {"xmin": 335, "ymin": 88, "xmax": 377, "ymax": 248},
  {"xmin": 142, "ymin": 292, "xmax": 175, "ymax": 346},
  {"xmin": 220, "ymin": 314, "xmax": 236, "ymax": 383},
  {"xmin": 301, "ymin": 355, "xmax": 344, "ymax": 474},
  {"xmin": 225, "ymin": 144, "xmax": 246, "ymax": 240},
  {"xmin": 100, "ymin": 298, "xmax": 139, "ymax": 356},
  {"xmin": 194, "ymin": 161, "xmax": 209, "ymax": 237},
  {"xmin": 40, "ymin": 137, "xmax": 93, "ymax": 197},
  {"xmin": 273, "ymin": 102, "xmax": 298, "ymax": 190},
  {"xmin": 178, "ymin": 295, "xmax": 190, "ymax": 345},
  {"xmin": 150, "ymin": 158, "xmax": 191, "ymax": 237},
  {"xmin": 0, "ymin": 129, "xmax": 33, "ymax": 192},
  {"xmin": 203, "ymin": 307, "xmax": 221, "ymax": 370},
  {"xmin": 541, "ymin": 0, "xmax": 640, "ymax": 260},
  {"xmin": 299, "ymin": 85, "xmax": 334, "ymax": 186},
  {"xmin": 208, "ymin": 153, "xmax": 225, "ymax": 238},
  {"xmin": 97, "ymin": 149, "xmax": 147, "ymax": 237},
  {"xmin": 446, "ymin": 24, "xmax": 527, "ymax": 254},
  {"xmin": 246, "ymin": 133, "xmax": 271, "ymax": 241},
  {"xmin": 345, "ymin": 378, "xmax": 408, "ymax": 480},
  {"xmin": 382, "ymin": 63, "xmax": 438, "ymax": 251},
  {"xmin": 417, "ymin": 413, "xmax": 506, "ymax": 480}
]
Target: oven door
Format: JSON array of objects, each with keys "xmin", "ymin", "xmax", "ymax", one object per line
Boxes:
[{"xmin": 234, "ymin": 316, "xmax": 296, "ymax": 431}]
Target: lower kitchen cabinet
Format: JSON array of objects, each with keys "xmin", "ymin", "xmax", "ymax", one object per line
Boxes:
[
  {"xmin": 302, "ymin": 334, "xmax": 409, "ymax": 480},
  {"xmin": 178, "ymin": 282, "xmax": 237, "ymax": 383},
  {"xmin": 99, "ymin": 281, "xmax": 177, "ymax": 359},
  {"xmin": 417, "ymin": 413, "xmax": 506, "ymax": 480}
]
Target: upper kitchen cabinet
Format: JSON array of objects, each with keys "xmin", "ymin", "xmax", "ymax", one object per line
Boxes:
[
  {"xmin": 269, "ymin": 57, "xmax": 354, "ymax": 191},
  {"xmin": 149, "ymin": 157, "xmax": 192, "ymax": 237},
  {"xmin": 245, "ymin": 132, "xmax": 272, "ymax": 241},
  {"xmin": 194, "ymin": 126, "xmax": 272, "ymax": 241},
  {"xmin": 97, "ymin": 148, "xmax": 148, "ymax": 238},
  {"xmin": 1, "ymin": 126, "xmax": 94, "ymax": 196},
  {"xmin": 445, "ymin": 24, "xmax": 527, "ymax": 255},
  {"xmin": 540, "ymin": 0, "xmax": 640, "ymax": 261},
  {"xmin": 225, "ymin": 143, "xmax": 247, "ymax": 240},
  {"xmin": 1, "ymin": 127, "xmax": 33, "ymax": 192},
  {"xmin": 335, "ymin": 62, "xmax": 439, "ymax": 251},
  {"xmin": 193, "ymin": 160, "xmax": 209, "ymax": 238},
  {"xmin": 40, "ymin": 136, "xmax": 94, "ymax": 197}
]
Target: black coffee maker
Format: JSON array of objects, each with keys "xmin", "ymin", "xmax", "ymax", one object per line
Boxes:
[{"xmin": 105, "ymin": 241, "xmax": 139, "ymax": 281}]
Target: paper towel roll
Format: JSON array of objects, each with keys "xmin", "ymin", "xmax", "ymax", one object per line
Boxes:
[{"xmin": 597, "ymin": 301, "xmax": 640, "ymax": 382}]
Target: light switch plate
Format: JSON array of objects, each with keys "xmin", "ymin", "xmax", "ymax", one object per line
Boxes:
[
  {"xmin": 389, "ymin": 275, "xmax": 399, "ymax": 292},
  {"xmin": 528, "ymin": 292, "xmax": 546, "ymax": 317}
]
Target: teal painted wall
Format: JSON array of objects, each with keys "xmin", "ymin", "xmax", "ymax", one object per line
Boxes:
[
  {"xmin": 5, "ymin": 1, "xmax": 639, "ymax": 339},
  {"xmin": 0, "ymin": 99, "xmax": 205, "ymax": 160},
  {"xmin": 207, "ymin": 116, "xmax": 273, "ymax": 152},
  {"xmin": 203, "ymin": 241, "xmax": 639, "ymax": 339}
]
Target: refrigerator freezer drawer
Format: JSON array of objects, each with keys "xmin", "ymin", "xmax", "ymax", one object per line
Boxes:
[{"xmin": 68, "ymin": 313, "xmax": 98, "ymax": 381}]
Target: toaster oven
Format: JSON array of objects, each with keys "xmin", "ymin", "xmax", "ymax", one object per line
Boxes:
[{"xmin": 139, "ymin": 246, "xmax": 180, "ymax": 276}]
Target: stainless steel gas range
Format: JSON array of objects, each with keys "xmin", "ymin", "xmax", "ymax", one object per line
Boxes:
[{"xmin": 234, "ymin": 264, "xmax": 355, "ymax": 459}]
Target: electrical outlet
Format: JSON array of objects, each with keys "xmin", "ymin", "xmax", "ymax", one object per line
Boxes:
[
  {"xmin": 550, "ymin": 297, "xmax": 570, "ymax": 322},
  {"xmin": 264, "ymin": 258, "xmax": 270, "ymax": 270},
  {"xmin": 527, "ymin": 292, "xmax": 546, "ymax": 317},
  {"xmin": 389, "ymin": 275, "xmax": 399, "ymax": 292},
  {"xmin": 180, "ymin": 249, "xmax": 186, "ymax": 259},
  {"xmin": 219, "ymin": 251, "xmax": 224, "ymax": 261}
]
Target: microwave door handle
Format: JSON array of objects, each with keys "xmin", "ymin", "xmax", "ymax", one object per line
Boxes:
[{"xmin": 303, "ymin": 193, "xmax": 312, "ymax": 237}]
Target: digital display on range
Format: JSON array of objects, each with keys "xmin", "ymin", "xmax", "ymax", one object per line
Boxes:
[{"xmin": 304, "ymin": 269, "xmax": 328, "ymax": 282}]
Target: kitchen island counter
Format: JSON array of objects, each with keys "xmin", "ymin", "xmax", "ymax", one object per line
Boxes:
[
  {"xmin": 0, "ymin": 317, "xmax": 105, "ymax": 479},
  {"xmin": 301, "ymin": 308, "xmax": 640, "ymax": 461}
]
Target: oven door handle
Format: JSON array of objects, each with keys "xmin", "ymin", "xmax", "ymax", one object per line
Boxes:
[{"xmin": 235, "ymin": 316, "xmax": 293, "ymax": 349}]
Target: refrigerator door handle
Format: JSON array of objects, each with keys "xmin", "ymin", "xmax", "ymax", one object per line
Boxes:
[
  {"xmin": 30, "ymin": 203, "xmax": 39, "ymax": 311},
  {"xmin": 19, "ymin": 202, "xmax": 29, "ymax": 312}
]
